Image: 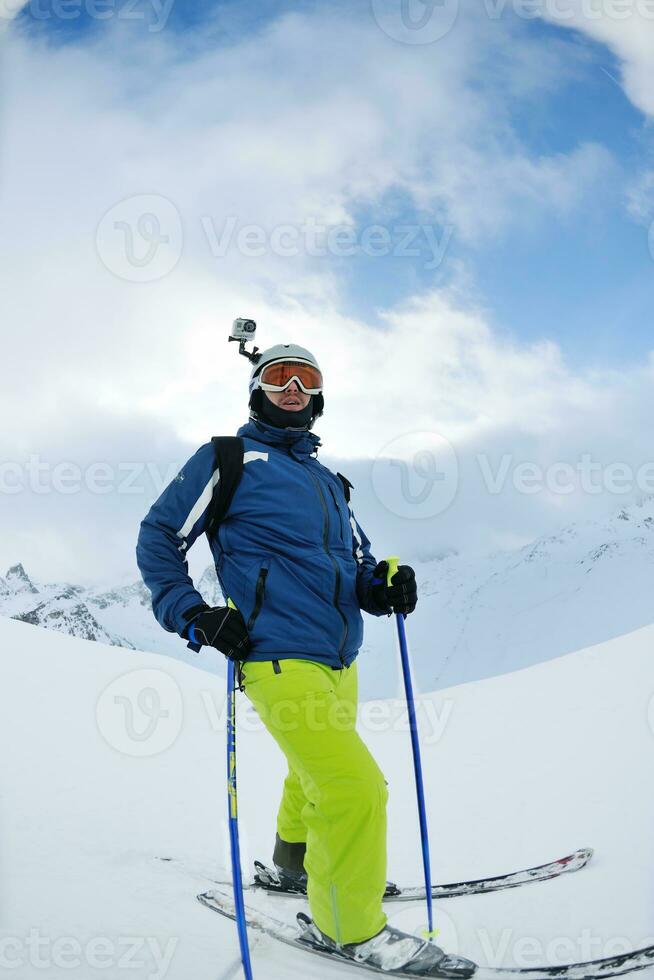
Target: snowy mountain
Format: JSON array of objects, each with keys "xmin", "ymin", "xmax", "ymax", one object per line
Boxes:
[
  {"xmin": 3, "ymin": 496, "xmax": 654, "ymax": 699},
  {"xmin": 1, "ymin": 613, "xmax": 653, "ymax": 979},
  {"xmin": 0, "ymin": 562, "xmax": 224, "ymax": 662},
  {"xmin": 361, "ymin": 495, "xmax": 654, "ymax": 697},
  {"xmin": 1, "ymin": 562, "xmax": 132, "ymax": 647},
  {"xmin": 5, "ymin": 562, "xmax": 39, "ymax": 594}
]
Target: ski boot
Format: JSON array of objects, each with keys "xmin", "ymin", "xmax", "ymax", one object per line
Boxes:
[
  {"xmin": 274, "ymin": 864, "xmax": 309, "ymax": 894},
  {"xmin": 254, "ymin": 859, "xmax": 401, "ymax": 898},
  {"xmin": 298, "ymin": 914, "xmax": 476, "ymax": 977}
]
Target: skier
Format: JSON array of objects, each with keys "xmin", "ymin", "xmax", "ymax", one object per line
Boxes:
[{"xmin": 136, "ymin": 344, "xmax": 472, "ymax": 975}]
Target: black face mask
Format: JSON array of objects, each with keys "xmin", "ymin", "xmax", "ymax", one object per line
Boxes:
[{"xmin": 259, "ymin": 394, "xmax": 315, "ymax": 429}]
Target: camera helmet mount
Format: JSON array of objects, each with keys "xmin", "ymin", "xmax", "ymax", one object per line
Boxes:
[
  {"xmin": 228, "ymin": 318, "xmax": 261, "ymax": 364},
  {"xmin": 229, "ymin": 320, "xmax": 324, "ymax": 430}
]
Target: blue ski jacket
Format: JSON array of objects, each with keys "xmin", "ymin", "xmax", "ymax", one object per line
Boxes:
[{"xmin": 136, "ymin": 419, "xmax": 387, "ymax": 669}]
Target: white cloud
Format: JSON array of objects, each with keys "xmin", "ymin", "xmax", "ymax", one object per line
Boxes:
[
  {"xmin": 538, "ymin": 4, "xmax": 654, "ymax": 117},
  {"xmin": 626, "ymin": 168, "xmax": 654, "ymax": 222}
]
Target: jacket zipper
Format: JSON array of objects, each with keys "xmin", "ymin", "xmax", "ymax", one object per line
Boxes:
[
  {"xmin": 327, "ymin": 483, "xmax": 347, "ymax": 544},
  {"xmin": 307, "ymin": 470, "xmax": 348, "ymax": 666},
  {"xmin": 247, "ymin": 567, "xmax": 268, "ymax": 630}
]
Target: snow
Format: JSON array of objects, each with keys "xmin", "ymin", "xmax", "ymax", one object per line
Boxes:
[{"xmin": 1, "ymin": 614, "xmax": 653, "ymax": 979}]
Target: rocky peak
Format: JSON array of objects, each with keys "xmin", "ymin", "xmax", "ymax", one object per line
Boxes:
[
  {"xmin": 6, "ymin": 563, "xmax": 39, "ymax": 594},
  {"xmin": 197, "ymin": 565, "xmax": 223, "ymax": 606}
]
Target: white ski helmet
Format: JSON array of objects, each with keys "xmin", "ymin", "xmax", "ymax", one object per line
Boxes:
[{"xmin": 248, "ymin": 344, "xmax": 324, "ymax": 427}]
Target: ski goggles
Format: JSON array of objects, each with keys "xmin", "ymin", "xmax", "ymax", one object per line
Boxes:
[{"xmin": 258, "ymin": 360, "xmax": 323, "ymax": 395}]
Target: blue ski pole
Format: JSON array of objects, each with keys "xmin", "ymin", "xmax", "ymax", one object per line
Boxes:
[
  {"xmin": 226, "ymin": 600, "xmax": 254, "ymax": 980},
  {"xmin": 385, "ymin": 556, "xmax": 434, "ymax": 938}
]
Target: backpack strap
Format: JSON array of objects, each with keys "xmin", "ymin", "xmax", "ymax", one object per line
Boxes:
[
  {"xmin": 205, "ymin": 436, "xmax": 244, "ymax": 541},
  {"xmin": 336, "ymin": 471, "xmax": 354, "ymax": 503}
]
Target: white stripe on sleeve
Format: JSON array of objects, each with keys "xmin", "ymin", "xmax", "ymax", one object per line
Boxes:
[
  {"xmin": 348, "ymin": 506, "xmax": 364, "ymax": 564},
  {"xmin": 177, "ymin": 468, "xmax": 221, "ymax": 542}
]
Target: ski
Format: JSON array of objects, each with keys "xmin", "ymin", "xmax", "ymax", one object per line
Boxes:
[
  {"xmin": 252, "ymin": 847, "xmax": 593, "ymax": 901},
  {"xmin": 198, "ymin": 886, "xmax": 654, "ymax": 979}
]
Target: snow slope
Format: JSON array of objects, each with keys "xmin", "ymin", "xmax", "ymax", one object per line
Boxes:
[{"xmin": 1, "ymin": 615, "xmax": 653, "ymax": 979}]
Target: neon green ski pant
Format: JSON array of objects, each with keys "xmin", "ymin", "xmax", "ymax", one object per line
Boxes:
[{"xmin": 241, "ymin": 658, "xmax": 388, "ymax": 945}]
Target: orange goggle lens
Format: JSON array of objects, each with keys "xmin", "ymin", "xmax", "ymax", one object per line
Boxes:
[{"xmin": 260, "ymin": 361, "xmax": 323, "ymax": 393}]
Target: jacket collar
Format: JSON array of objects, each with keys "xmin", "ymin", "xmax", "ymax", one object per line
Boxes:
[{"xmin": 237, "ymin": 419, "xmax": 321, "ymax": 461}]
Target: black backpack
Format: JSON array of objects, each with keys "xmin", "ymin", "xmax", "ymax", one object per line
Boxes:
[{"xmin": 205, "ymin": 436, "xmax": 353, "ymax": 540}]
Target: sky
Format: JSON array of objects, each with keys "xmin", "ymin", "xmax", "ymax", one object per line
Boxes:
[{"xmin": 1, "ymin": 0, "xmax": 653, "ymax": 585}]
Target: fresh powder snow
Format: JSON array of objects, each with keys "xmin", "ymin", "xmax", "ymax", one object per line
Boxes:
[{"xmin": 1, "ymin": 614, "xmax": 653, "ymax": 979}]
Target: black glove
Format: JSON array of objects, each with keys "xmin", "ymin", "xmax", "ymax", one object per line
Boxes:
[
  {"xmin": 185, "ymin": 605, "xmax": 251, "ymax": 661},
  {"xmin": 370, "ymin": 561, "xmax": 418, "ymax": 616}
]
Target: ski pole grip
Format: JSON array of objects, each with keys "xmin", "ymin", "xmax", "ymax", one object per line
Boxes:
[{"xmin": 385, "ymin": 556, "xmax": 400, "ymax": 586}]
